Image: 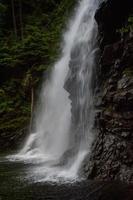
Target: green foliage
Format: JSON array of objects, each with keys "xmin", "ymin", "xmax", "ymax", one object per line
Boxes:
[
  {"xmin": 123, "ymin": 67, "xmax": 133, "ymax": 77},
  {"xmin": 117, "ymin": 15, "xmax": 133, "ymax": 35},
  {"xmin": 0, "ymin": 0, "xmax": 76, "ymax": 147},
  {"xmin": 0, "ymin": 3, "xmax": 7, "ymax": 13}
]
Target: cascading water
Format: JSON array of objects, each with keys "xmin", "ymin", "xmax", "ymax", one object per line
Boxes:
[{"xmin": 9, "ymin": 0, "xmax": 101, "ymax": 182}]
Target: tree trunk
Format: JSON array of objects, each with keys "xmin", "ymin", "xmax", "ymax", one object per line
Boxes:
[
  {"xmin": 11, "ymin": 0, "xmax": 17, "ymax": 39},
  {"xmin": 19, "ymin": 0, "xmax": 23, "ymax": 40},
  {"xmin": 29, "ymin": 86, "xmax": 34, "ymax": 133}
]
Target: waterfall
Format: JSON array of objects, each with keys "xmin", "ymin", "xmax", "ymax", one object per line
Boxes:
[{"xmin": 10, "ymin": 0, "xmax": 101, "ymax": 182}]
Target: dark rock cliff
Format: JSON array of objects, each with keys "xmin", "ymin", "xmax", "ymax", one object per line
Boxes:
[{"xmin": 86, "ymin": 0, "xmax": 133, "ymax": 183}]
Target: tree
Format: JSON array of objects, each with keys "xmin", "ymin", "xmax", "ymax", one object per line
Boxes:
[
  {"xmin": 11, "ymin": 0, "xmax": 17, "ymax": 39},
  {"xmin": 19, "ymin": 0, "xmax": 23, "ymax": 40}
]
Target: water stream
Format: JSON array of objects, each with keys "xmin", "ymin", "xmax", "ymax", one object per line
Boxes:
[{"xmin": 8, "ymin": 0, "xmax": 101, "ymax": 183}]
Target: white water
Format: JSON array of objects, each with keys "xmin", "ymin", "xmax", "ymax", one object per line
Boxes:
[{"xmin": 9, "ymin": 0, "xmax": 101, "ymax": 182}]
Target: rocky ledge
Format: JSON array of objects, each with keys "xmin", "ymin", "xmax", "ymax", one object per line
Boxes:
[{"xmin": 86, "ymin": 0, "xmax": 133, "ymax": 183}]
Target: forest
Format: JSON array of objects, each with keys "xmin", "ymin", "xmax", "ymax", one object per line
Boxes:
[{"xmin": 0, "ymin": 0, "xmax": 76, "ymax": 150}]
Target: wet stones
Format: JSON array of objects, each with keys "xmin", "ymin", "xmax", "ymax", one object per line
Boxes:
[{"xmin": 85, "ymin": 0, "xmax": 133, "ymax": 183}]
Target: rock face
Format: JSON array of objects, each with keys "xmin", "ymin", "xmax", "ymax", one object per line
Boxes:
[{"xmin": 86, "ymin": 0, "xmax": 133, "ymax": 183}]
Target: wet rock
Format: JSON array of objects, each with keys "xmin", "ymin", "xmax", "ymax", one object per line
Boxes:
[
  {"xmin": 85, "ymin": 0, "xmax": 133, "ymax": 183},
  {"xmin": 118, "ymin": 75, "xmax": 133, "ymax": 89},
  {"xmin": 95, "ymin": 0, "xmax": 133, "ymax": 46},
  {"xmin": 101, "ymin": 42, "xmax": 123, "ymax": 67}
]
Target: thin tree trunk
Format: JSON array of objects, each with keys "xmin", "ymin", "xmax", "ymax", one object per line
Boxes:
[
  {"xmin": 29, "ymin": 86, "xmax": 34, "ymax": 133},
  {"xmin": 19, "ymin": 0, "xmax": 23, "ymax": 40},
  {"xmin": 11, "ymin": 0, "xmax": 17, "ymax": 39}
]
